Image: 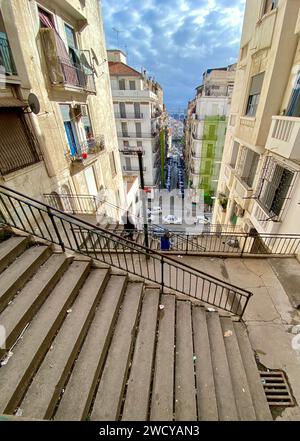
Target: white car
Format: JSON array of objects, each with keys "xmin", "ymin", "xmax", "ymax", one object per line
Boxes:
[
  {"xmin": 193, "ymin": 215, "xmax": 210, "ymax": 225},
  {"xmin": 163, "ymin": 215, "xmax": 182, "ymax": 224},
  {"xmin": 147, "ymin": 206, "xmax": 162, "ymax": 214}
]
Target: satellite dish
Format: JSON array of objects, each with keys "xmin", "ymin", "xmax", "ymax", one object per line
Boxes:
[{"xmin": 28, "ymin": 93, "xmax": 40, "ymax": 115}]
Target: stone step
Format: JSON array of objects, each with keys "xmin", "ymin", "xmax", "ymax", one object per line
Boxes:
[
  {"xmin": 234, "ymin": 322, "xmax": 272, "ymax": 421},
  {"xmin": 0, "ymin": 236, "xmax": 29, "ymax": 274},
  {"xmin": 0, "ymin": 254, "xmax": 71, "ymax": 357},
  {"xmin": 54, "ymin": 275, "xmax": 127, "ymax": 421},
  {"xmin": 192, "ymin": 306, "xmax": 218, "ymax": 420},
  {"xmin": 122, "ymin": 288, "xmax": 160, "ymax": 421},
  {"xmin": 175, "ymin": 301, "xmax": 197, "ymax": 421},
  {"xmin": 206, "ymin": 311, "xmax": 238, "ymax": 421},
  {"xmin": 0, "ymin": 245, "xmax": 51, "ymax": 313},
  {"xmin": 20, "ymin": 268, "xmax": 110, "ymax": 419},
  {"xmin": 0, "ymin": 260, "xmax": 91, "ymax": 414},
  {"xmin": 150, "ymin": 294, "xmax": 175, "ymax": 421},
  {"xmin": 220, "ymin": 317, "xmax": 256, "ymax": 421},
  {"xmin": 90, "ymin": 282, "xmax": 143, "ymax": 421}
]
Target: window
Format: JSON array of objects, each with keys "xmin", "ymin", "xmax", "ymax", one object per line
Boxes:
[
  {"xmin": 110, "ymin": 151, "xmax": 117, "ymax": 176},
  {"xmin": 121, "ymin": 122, "xmax": 128, "ymax": 137},
  {"xmin": 38, "ymin": 7, "xmax": 55, "ymax": 29},
  {"xmin": 206, "ymin": 143, "xmax": 213, "ymax": 157},
  {"xmin": 239, "ymin": 148, "xmax": 260, "ymax": 187},
  {"xmin": 135, "ymin": 122, "xmax": 142, "ymax": 137},
  {"xmin": 129, "ymin": 80, "xmax": 136, "ymax": 90},
  {"xmin": 208, "ymin": 125, "xmax": 216, "ymax": 139},
  {"xmin": 0, "ymin": 109, "xmax": 40, "ymax": 175},
  {"xmin": 245, "ymin": 73, "xmax": 264, "ymax": 116},
  {"xmin": 229, "ymin": 141, "xmax": 239, "ymax": 168},
  {"xmin": 119, "ymin": 79, "xmax": 125, "ymax": 90},
  {"xmin": 134, "ymin": 103, "xmax": 141, "ymax": 118},
  {"xmin": 137, "ymin": 141, "xmax": 142, "ymax": 147},
  {"xmin": 119, "ymin": 102, "xmax": 126, "ymax": 118},
  {"xmin": 286, "ymin": 71, "xmax": 300, "ymax": 117},
  {"xmin": 123, "ymin": 140, "xmax": 129, "ymax": 147},
  {"xmin": 125, "ymin": 157, "xmax": 131, "ymax": 170},
  {"xmin": 263, "ymin": 0, "xmax": 278, "ymax": 15},
  {"xmin": 64, "ymin": 24, "xmax": 77, "ymax": 50},
  {"xmin": 258, "ymin": 157, "xmax": 295, "ymax": 218}
]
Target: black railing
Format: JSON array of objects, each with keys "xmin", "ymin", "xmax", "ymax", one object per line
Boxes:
[
  {"xmin": 0, "ymin": 35, "xmax": 17, "ymax": 76},
  {"xmin": 0, "ymin": 185, "xmax": 252, "ymax": 318},
  {"xmin": 58, "ymin": 56, "xmax": 96, "ymax": 93},
  {"xmin": 43, "ymin": 193, "xmax": 102, "ymax": 214}
]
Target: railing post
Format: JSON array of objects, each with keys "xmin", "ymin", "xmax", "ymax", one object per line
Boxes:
[
  {"xmin": 161, "ymin": 255, "xmax": 164, "ymax": 294},
  {"xmin": 186, "ymin": 233, "xmax": 189, "ymax": 254},
  {"xmin": 46, "ymin": 206, "xmax": 65, "ymax": 252},
  {"xmin": 240, "ymin": 233, "xmax": 248, "ymax": 257}
]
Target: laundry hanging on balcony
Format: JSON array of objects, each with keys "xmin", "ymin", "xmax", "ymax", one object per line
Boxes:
[{"xmin": 39, "ymin": 10, "xmax": 80, "ymax": 87}]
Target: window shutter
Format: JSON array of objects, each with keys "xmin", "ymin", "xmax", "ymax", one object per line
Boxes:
[{"xmin": 249, "ymin": 73, "xmax": 265, "ymax": 95}]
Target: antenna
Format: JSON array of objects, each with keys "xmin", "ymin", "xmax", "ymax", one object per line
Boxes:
[{"xmin": 112, "ymin": 27, "xmax": 123, "ymax": 48}]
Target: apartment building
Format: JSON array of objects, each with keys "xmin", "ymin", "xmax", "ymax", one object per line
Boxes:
[
  {"xmin": 0, "ymin": 0, "xmax": 126, "ymax": 221},
  {"xmin": 213, "ymin": 0, "xmax": 300, "ymax": 235},
  {"xmin": 107, "ymin": 49, "xmax": 166, "ymax": 189},
  {"xmin": 185, "ymin": 64, "xmax": 236, "ymax": 208}
]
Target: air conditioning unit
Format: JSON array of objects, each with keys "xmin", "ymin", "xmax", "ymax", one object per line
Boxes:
[
  {"xmin": 234, "ymin": 204, "xmax": 245, "ymax": 217},
  {"xmin": 242, "ymin": 219, "xmax": 257, "ymax": 235}
]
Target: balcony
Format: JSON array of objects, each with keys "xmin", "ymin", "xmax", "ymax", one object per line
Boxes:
[
  {"xmin": 123, "ymin": 165, "xmax": 146, "ymax": 173},
  {"xmin": 40, "ymin": 29, "xmax": 96, "ymax": 93},
  {"xmin": 266, "ymin": 116, "xmax": 300, "ymax": 161},
  {"xmin": 224, "ymin": 164, "xmax": 234, "ymax": 188},
  {"xmin": 121, "ymin": 148, "xmax": 145, "ymax": 155},
  {"xmin": 67, "ymin": 135, "xmax": 105, "ymax": 174},
  {"xmin": 233, "ymin": 176, "xmax": 253, "ymax": 210},
  {"xmin": 111, "ymin": 89, "xmax": 158, "ymax": 101},
  {"xmin": 114, "ymin": 113, "xmax": 143, "ymax": 119},
  {"xmin": 117, "ymin": 132, "xmax": 157, "ymax": 139},
  {"xmin": 0, "ymin": 35, "xmax": 17, "ymax": 77}
]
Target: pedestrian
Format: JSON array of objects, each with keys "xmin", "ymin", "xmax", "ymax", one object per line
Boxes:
[
  {"xmin": 123, "ymin": 211, "xmax": 136, "ymax": 241},
  {"xmin": 160, "ymin": 229, "xmax": 171, "ymax": 251}
]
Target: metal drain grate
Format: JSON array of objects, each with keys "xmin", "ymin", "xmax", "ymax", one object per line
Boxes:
[{"xmin": 259, "ymin": 371, "xmax": 294, "ymax": 407}]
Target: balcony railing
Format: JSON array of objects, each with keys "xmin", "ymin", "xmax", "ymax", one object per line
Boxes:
[
  {"xmin": 123, "ymin": 165, "xmax": 146, "ymax": 172},
  {"xmin": 0, "ymin": 35, "xmax": 17, "ymax": 76},
  {"xmin": 44, "ymin": 193, "xmax": 102, "ymax": 214},
  {"xmin": 266, "ymin": 116, "xmax": 300, "ymax": 161},
  {"xmin": 118, "ymin": 132, "xmax": 157, "ymax": 139},
  {"xmin": 59, "ymin": 56, "xmax": 96, "ymax": 92},
  {"xmin": 114, "ymin": 113, "xmax": 143, "ymax": 119},
  {"xmin": 66, "ymin": 135, "xmax": 105, "ymax": 168},
  {"xmin": 121, "ymin": 148, "xmax": 145, "ymax": 155}
]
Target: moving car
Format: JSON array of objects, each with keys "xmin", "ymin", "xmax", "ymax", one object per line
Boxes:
[{"xmin": 163, "ymin": 214, "xmax": 182, "ymax": 224}]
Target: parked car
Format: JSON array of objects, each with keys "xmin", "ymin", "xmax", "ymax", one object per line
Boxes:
[
  {"xmin": 193, "ymin": 215, "xmax": 210, "ymax": 225},
  {"xmin": 163, "ymin": 215, "xmax": 182, "ymax": 224}
]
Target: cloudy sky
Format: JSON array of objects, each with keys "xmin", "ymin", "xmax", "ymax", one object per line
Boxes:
[{"xmin": 101, "ymin": 0, "xmax": 246, "ymax": 112}]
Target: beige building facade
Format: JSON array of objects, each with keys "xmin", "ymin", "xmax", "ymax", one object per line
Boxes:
[
  {"xmin": 0, "ymin": 0, "xmax": 126, "ymax": 220},
  {"xmin": 213, "ymin": 0, "xmax": 300, "ymax": 235}
]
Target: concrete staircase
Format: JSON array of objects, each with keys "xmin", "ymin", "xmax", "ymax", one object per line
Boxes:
[{"xmin": 0, "ymin": 234, "xmax": 272, "ymax": 421}]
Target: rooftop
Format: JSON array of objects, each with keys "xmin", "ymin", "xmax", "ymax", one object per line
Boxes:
[{"xmin": 108, "ymin": 61, "xmax": 141, "ymax": 77}]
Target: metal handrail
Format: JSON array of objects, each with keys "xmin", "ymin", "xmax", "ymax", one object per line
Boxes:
[
  {"xmin": 43, "ymin": 193, "xmax": 102, "ymax": 214},
  {"xmin": 0, "ymin": 185, "xmax": 253, "ymax": 318}
]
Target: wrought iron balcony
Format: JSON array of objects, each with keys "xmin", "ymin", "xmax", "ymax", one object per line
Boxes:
[
  {"xmin": 0, "ymin": 35, "xmax": 17, "ymax": 76},
  {"xmin": 59, "ymin": 56, "xmax": 96, "ymax": 92}
]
